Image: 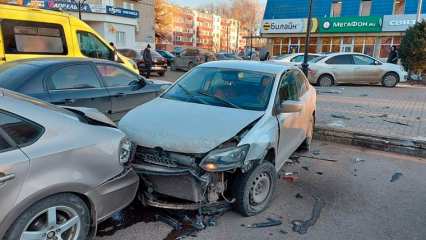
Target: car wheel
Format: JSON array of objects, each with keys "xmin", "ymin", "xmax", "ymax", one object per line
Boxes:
[
  {"xmin": 382, "ymin": 72, "xmax": 399, "ymax": 87},
  {"xmin": 232, "ymin": 161, "xmax": 277, "ymax": 216},
  {"xmin": 300, "ymin": 113, "xmax": 315, "ymax": 151},
  {"xmin": 5, "ymin": 193, "xmax": 90, "ymax": 240},
  {"xmin": 158, "ymin": 71, "xmax": 166, "ymax": 77},
  {"xmin": 317, "ymin": 74, "xmax": 334, "ymax": 87}
]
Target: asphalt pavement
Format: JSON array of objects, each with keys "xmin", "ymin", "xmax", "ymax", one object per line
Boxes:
[{"xmin": 95, "ymin": 141, "xmax": 426, "ymax": 240}]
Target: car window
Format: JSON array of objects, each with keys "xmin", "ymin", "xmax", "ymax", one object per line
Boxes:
[
  {"xmin": 0, "ymin": 111, "xmax": 43, "ymax": 147},
  {"xmin": 47, "ymin": 64, "xmax": 101, "ymax": 90},
  {"xmin": 290, "ymin": 55, "xmax": 304, "ymax": 62},
  {"xmin": 296, "ymin": 71, "xmax": 309, "ymax": 96},
  {"xmin": 353, "ymin": 55, "xmax": 376, "ymax": 65},
  {"xmin": 278, "ymin": 71, "xmax": 299, "ymax": 102},
  {"xmin": 325, "ymin": 55, "xmax": 354, "ymax": 64},
  {"xmin": 77, "ymin": 31, "xmax": 113, "ymax": 60},
  {"xmin": 307, "ymin": 55, "xmax": 319, "ymax": 61},
  {"xmin": 0, "ymin": 62, "xmax": 43, "ymax": 93},
  {"xmin": 96, "ymin": 64, "xmax": 138, "ymax": 87},
  {"xmin": 2, "ymin": 20, "xmax": 67, "ymax": 55},
  {"xmin": 0, "ymin": 133, "xmax": 12, "ymax": 152}
]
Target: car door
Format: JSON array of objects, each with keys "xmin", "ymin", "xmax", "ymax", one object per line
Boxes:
[
  {"xmin": 95, "ymin": 63, "xmax": 159, "ymax": 121},
  {"xmin": 0, "ymin": 111, "xmax": 36, "ymax": 225},
  {"xmin": 324, "ymin": 54, "xmax": 356, "ymax": 83},
  {"xmin": 275, "ymin": 71, "xmax": 306, "ymax": 170},
  {"xmin": 352, "ymin": 54, "xmax": 383, "ymax": 84},
  {"xmin": 45, "ymin": 63, "xmax": 112, "ymax": 117}
]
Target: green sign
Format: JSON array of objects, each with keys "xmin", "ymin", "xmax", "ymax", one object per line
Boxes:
[{"xmin": 319, "ymin": 16, "xmax": 383, "ymax": 33}]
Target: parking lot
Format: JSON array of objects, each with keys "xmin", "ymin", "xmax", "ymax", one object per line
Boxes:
[{"xmin": 95, "ymin": 140, "xmax": 426, "ymax": 240}]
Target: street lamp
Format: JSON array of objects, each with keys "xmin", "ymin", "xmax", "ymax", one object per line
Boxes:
[{"xmin": 302, "ymin": 0, "xmax": 313, "ymax": 77}]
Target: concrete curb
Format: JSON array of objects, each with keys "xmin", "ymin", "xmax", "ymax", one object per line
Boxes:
[{"xmin": 314, "ymin": 126, "xmax": 426, "ymax": 158}]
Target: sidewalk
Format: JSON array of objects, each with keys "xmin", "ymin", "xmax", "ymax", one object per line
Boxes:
[{"xmin": 315, "ymin": 84, "xmax": 426, "ymax": 157}]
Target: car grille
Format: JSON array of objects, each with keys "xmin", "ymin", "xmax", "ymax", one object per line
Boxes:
[{"xmin": 135, "ymin": 146, "xmax": 178, "ymax": 168}]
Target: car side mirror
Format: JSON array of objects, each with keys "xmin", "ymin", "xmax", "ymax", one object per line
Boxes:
[
  {"xmin": 277, "ymin": 100, "xmax": 303, "ymax": 114},
  {"xmin": 138, "ymin": 76, "xmax": 147, "ymax": 87}
]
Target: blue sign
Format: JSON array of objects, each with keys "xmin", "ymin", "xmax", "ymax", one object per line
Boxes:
[{"xmin": 106, "ymin": 6, "xmax": 139, "ymax": 18}]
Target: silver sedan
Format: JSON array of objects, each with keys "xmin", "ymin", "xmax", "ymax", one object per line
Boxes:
[{"xmin": 0, "ymin": 89, "xmax": 139, "ymax": 240}]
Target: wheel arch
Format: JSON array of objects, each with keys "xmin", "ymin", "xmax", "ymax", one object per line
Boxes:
[
  {"xmin": 383, "ymin": 71, "xmax": 400, "ymax": 82},
  {"xmin": 317, "ymin": 73, "xmax": 335, "ymax": 85}
]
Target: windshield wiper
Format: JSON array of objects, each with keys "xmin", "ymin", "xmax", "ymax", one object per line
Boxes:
[
  {"xmin": 175, "ymin": 83, "xmax": 208, "ymax": 105},
  {"xmin": 197, "ymin": 91, "xmax": 241, "ymax": 109}
]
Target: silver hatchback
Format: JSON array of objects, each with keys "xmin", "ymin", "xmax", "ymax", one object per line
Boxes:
[{"xmin": 0, "ymin": 89, "xmax": 139, "ymax": 240}]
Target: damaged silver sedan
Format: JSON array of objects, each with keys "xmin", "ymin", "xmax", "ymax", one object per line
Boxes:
[{"xmin": 119, "ymin": 61, "xmax": 316, "ymax": 216}]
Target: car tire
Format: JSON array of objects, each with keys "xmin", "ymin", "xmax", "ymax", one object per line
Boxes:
[
  {"xmin": 317, "ymin": 74, "xmax": 334, "ymax": 87},
  {"xmin": 5, "ymin": 193, "xmax": 91, "ymax": 240},
  {"xmin": 232, "ymin": 161, "xmax": 277, "ymax": 217},
  {"xmin": 158, "ymin": 71, "xmax": 166, "ymax": 77},
  {"xmin": 382, "ymin": 72, "xmax": 399, "ymax": 87},
  {"xmin": 300, "ymin": 113, "xmax": 315, "ymax": 151}
]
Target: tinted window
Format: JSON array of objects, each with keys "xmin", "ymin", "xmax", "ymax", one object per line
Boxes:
[
  {"xmin": 77, "ymin": 31, "xmax": 113, "ymax": 60},
  {"xmin": 0, "ymin": 134, "xmax": 12, "ymax": 152},
  {"xmin": 47, "ymin": 65, "xmax": 101, "ymax": 90},
  {"xmin": 96, "ymin": 64, "xmax": 138, "ymax": 87},
  {"xmin": 353, "ymin": 55, "xmax": 376, "ymax": 65},
  {"xmin": 325, "ymin": 55, "xmax": 354, "ymax": 64},
  {"xmin": 0, "ymin": 111, "xmax": 43, "ymax": 147},
  {"xmin": 0, "ymin": 62, "xmax": 43, "ymax": 93},
  {"xmin": 278, "ymin": 71, "xmax": 299, "ymax": 102},
  {"xmin": 2, "ymin": 20, "xmax": 67, "ymax": 54}
]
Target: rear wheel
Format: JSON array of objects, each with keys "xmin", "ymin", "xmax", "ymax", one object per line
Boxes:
[
  {"xmin": 5, "ymin": 194, "xmax": 90, "ymax": 240},
  {"xmin": 382, "ymin": 72, "xmax": 399, "ymax": 87},
  {"xmin": 317, "ymin": 74, "xmax": 334, "ymax": 87},
  {"xmin": 232, "ymin": 161, "xmax": 277, "ymax": 216}
]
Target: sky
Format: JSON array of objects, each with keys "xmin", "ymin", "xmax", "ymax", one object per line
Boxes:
[{"xmin": 169, "ymin": 0, "xmax": 267, "ymax": 9}]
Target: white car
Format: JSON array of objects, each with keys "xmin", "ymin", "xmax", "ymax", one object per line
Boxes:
[
  {"xmin": 119, "ymin": 61, "xmax": 316, "ymax": 216},
  {"xmin": 307, "ymin": 52, "xmax": 408, "ymax": 87},
  {"xmin": 271, "ymin": 53, "xmax": 322, "ymax": 65}
]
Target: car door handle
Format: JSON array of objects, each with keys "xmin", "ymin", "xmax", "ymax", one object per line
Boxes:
[{"xmin": 0, "ymin": 173, "xmax": 15, "ymax": 183}]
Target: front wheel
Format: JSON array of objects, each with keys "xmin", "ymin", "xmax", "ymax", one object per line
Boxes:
[
  {"xmin": 232, "ymin": 161, "xmax": 277, "ymax": 217},
  {"xmin": 317, "ymin": 74, "xmax": 334, "ymax": 87},
  {"xmin": 382, "ymin": 72, "xmax": 399, "ymax": 87},
  {"xmin": 5, "ymin": 194, "xmax": 91, "ymax": 240}
]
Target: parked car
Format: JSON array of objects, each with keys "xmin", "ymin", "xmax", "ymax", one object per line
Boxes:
[
  {"xmin": 171, "ymin": 48, "xmax": 216, "ymax": 71},
  {"xmin": 119, "ymin": 61, "xmax": 316, "ymax": 216},
  {"xmin": 0, "ymin": 88, "xmax": 139, "ymax": 240},
  {"xmin": 307, "ymin": 53, "xmax": 408, "ymax": 87},
  {"xmin": 215, "ymin": 52, "xmax": 243, "ymax": 60},
  {"xmin": 271, "ymin": 53, "xmax": 321, "ymax": 65},
  {"xmin": 0, "ymin": 4, "xmax": 138, "ymax": 74},
  {"xmin": 157, "ymin": 49, "xmax": 176, "ymax": 66},
  {"xmin": 0, "ymin": 58, "xmax": 170, "ymax": 122},
  {"xmin": 118, "ymin": 49, "xmax": 168, "ymax": 77}
]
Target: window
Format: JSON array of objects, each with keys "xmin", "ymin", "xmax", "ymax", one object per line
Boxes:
[
  {"xmin": 359, "ymin": 0, "xmax": 372, "ymax": 16},
  {"xmin": 353, "ymin": 55, "xmax": 376, "ymax": 65},
  {"xmin": 77, "ymin": 31, "xmax": 113, "ymax": 60},
  {"xmin": 0, "ymin": 111, "xmax": 43, "ymax": 148},
  {"xmin": 96, "ymin": 64, "xmax": 138, "ymax": 87},
  {"xmin": 379, "ymin": 36, "xmax": 400, "ymax": 58},
  {"xmin": 393, "ymin": 0, "xmax": 405, "ymax": 15},
  {"xmin": 47, "ymin": 65, "xmax": 101, "ymax": 90},
  {"xmin": 2, "ymin": 20, "xmax": 67, "ymax": 55},
  {"xmin": 331, "ymin": 0, "xmax": 342, "ymax": 17},
  {"xmin": 116, "ymin": 31, "xmax": 126, "ymax": 45},
  {"xmin": 0, "ymin": 134, "xmax": 12, "ymax": 152},
  {"xmin": 278, "ymin": 71, "xmax": 299, "ymax": 102},
  {"xmin": 325, "ymin": 55, "xmax": 354, "ymax": 64}
]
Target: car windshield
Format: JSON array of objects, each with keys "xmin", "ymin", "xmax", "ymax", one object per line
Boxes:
[{"xmin": 162, "ymin": 67, "xmax": 275, "ymax": 111}]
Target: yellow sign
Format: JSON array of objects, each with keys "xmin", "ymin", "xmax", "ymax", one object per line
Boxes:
[{"xmin": 263, "ymin": 22, "xmax": 271, "ymax": 31}]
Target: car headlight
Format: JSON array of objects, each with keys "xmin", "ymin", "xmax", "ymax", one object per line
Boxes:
[
  {"xmin": 199, "ymin": 145, "xmax": 249, "ymax": 172},
  {"xmin": 119, "ymin": 137, "xmax": 134, "ymax": 165}
]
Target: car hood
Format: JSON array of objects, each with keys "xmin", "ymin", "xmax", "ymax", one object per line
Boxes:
[{"xmin": 119, "ymin": 97, "xmax": 264, "ymax": 154}]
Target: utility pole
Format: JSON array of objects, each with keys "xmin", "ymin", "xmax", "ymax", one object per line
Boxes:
[
  {"xmin": 249, "ymin": 30, "xmax": 253, "ymax": 60},
  {"xmin": 73, "ymin": 0, "xmax": 87, "ymax": 20},
  {"xmin": 226, "ymin": 23, "xmax": 230, "ymax": 53},
  {"xmin": 302, "ymin": 0, "xmax": 313, "ymax": 77},
  {"xmin": 417, "ymin": 0, "xmax": 423, "ymax": 22}
]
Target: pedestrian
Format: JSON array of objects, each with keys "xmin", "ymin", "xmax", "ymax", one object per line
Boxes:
[
  {"xmin": 387, "ymin": 45, "xmax": 399, "ymax": 64},
  {"xmin": 262, "ymin": 51, "xmax": 270, "ymax": 61},
  {"xmin": 142, "ymin": 44, "xmax": 153, "ymax": 78}
]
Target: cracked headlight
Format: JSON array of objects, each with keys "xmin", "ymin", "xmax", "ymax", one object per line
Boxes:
[
  {"xmin": 119, "ymin": 138, "xmax": 133, "ymax": 165},
  {"xmin": 199, "ymin": 145, "xmax": 249, "ymax": 172}
]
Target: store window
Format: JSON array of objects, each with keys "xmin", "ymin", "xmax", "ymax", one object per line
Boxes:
[
  {"xmin": 322, "ymin": 37, "xmax": 331, "ymax": 52},
  {"xmin": 331, "ymin": 37, "xmax": 341, "ymax": 52},
  {"xmin": 359, "ymin": 0, "xmax": 372, "ymax": 16},
  {"xmin": 331, "ymin": 0, "xmax": 342, "ymax": 17},
  {"xmin": 379, "ymin": 36, "xmax": 401, "ymax": 58},
  {"xmin": 363, "ymin": 37, "xmax": 376, "ymax": 56},
  {"xmin": 393, "ymin": 0, "xmax": 405, "ymax": 15},
  {"xmin": 116, "ymin": 31, "xmax": 126, "ymax": 45}
]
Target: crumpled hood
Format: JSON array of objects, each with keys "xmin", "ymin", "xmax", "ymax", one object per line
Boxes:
[{"xmin": 119, "ymin": 97, "xmax": 264, "ymax": 154}]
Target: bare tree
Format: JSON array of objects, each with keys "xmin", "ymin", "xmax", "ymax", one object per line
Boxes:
[
  {"xmin": 154, "ymin": 0, "xmax": 175, "ymax": 41},
  {"xmin": 230, "ymin": 0, "xmax": 264, "ymax": 32}
]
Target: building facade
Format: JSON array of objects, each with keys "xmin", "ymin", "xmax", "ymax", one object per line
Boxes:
[
  {"xmin": 12, "ymin": 0, "xmax": 154, "ymax": 51},
  {"xmin": 262, "ymin": 0, "xmax": 426, "ymax": 59}
]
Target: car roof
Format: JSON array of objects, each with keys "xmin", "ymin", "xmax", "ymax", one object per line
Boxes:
[
  {"xmin": 200, "ymin": 60, "xmax": 294, "ymax": 75},
  {"xmin": 2, "ymin": 57, "xmax": 121, "ymax": 67}
]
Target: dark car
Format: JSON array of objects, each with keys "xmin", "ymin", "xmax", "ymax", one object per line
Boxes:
[
  {"xmin": 118, "ymin": 49, "xmax": 168, "ymax": 77},
  {"xmin": 0, "ymin": 58, "xmax": 170, "ymax": 122},
  {"xmin": 156, "ymin": 50, "xmax": 176, "ymax": 66},
  {"xmin": 171, "ymin": 48, "xmax": 216, "ymax": 71},
  {"xmin": 215, "ymin": 52, "xmax": 243, "ymax": 60}
]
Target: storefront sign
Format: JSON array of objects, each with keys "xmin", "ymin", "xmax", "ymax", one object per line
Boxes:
[
  {"xmin": 261, "ymin": 19, "xmax": 306, "ymax": 34},
  {"xmin": 106, "ymin": 6, "xmax": 139, "ymax": 18},
  {"xmin": 382, "ymin": 14, "xmax": 426, "ymax": 32},
  {"xmin": 319, "ymin": 16, "xmax": 383, "ymax": 33}
]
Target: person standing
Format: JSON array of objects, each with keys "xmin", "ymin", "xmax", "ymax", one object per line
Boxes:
[
  {"xmin": 142, "ymin": 44, "xmax": 153, "ymax": 78},
  {"xmin": 387, "ymin": 45, "xmax": 399, "ymax": 64}
]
